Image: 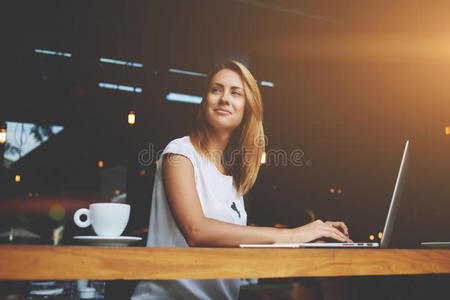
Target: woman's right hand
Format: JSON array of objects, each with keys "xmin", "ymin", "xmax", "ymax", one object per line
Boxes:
[{"xmin": 287, "ymin": 219, "xmax": 351, "ymax": 243}]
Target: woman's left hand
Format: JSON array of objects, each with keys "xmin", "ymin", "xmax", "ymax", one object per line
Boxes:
[{"xmin": 325, "ymin": 221, "xmax": 349, "ymax": 239}]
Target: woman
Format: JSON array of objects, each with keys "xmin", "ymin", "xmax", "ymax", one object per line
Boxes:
[{"xmin": 132, "ymin": 60, "xmax": 350, "ymax": 300}]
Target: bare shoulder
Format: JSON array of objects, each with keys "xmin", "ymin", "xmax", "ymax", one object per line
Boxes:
[
  {"xmin": 162, "ymin": 153, "xmax": 194, "ymax": 169},
  {"xmin": 162, "ymin": 153, "xmax": 195, "ymax": 183}
]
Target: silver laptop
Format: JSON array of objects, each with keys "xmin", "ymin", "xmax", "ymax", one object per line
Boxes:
[{"xmin": 240, "ymin": 140, "xmax": 410, "ymax": 249}]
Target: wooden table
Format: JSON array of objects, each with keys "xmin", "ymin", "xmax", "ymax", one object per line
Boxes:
[{"xmin": 1, "ymin": 246, "xmax": 450, "ymax": 280}]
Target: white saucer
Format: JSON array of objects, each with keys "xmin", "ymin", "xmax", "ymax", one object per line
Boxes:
[{"xmin": 73, "ymin": 236, "xmax": 142, "ymax": 247}]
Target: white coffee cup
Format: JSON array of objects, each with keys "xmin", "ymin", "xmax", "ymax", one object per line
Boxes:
[{"xmin": 73, "ymin": 203, "xmax": 130, "ymax": 237}]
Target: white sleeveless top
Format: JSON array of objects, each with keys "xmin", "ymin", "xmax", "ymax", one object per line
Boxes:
[{"xmin": 132, "ymin": 136, "xmax": 247, "ymax": 300}]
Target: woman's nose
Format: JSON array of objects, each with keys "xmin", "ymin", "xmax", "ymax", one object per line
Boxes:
[{"xmin": 220, "ymin": 91, "xmax": 231, "ymax": 104}]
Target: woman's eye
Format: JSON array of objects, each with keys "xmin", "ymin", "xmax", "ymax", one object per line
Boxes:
[
  {"xmin": 232, "ymin": 91, "xmax": 242, "ymax": 96},
  {"xmin": 211, "ymin": 87, "xmax": 221, "ymax": 93}
]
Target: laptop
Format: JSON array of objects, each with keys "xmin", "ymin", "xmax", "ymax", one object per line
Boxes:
[{"xmin": 240, "ymin": 140, "xmax": 410, "ymax": 249}]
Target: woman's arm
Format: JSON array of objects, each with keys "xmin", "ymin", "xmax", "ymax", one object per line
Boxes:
[{"xmin": 162, "ymin": 154, "xmax": 350, "ymax": 247}]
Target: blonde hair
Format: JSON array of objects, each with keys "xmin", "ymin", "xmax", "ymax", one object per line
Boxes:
[{"xmin": 190, "ymin": 60, "xmax": 265, "ymax": 195}]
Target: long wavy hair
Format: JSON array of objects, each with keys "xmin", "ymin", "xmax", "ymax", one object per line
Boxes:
[{"xmin": 190, "ymin": 60, "xmax": 265, "ymax": 195}]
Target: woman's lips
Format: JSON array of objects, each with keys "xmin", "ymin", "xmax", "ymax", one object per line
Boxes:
[{"xmin": 214, "ymin": 108, "xmax": 231, "ymax": 115}]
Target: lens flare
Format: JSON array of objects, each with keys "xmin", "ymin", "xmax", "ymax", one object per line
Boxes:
[{"xmin": 49, "ymin": 204, "xmax": 66, "ymax": 221}]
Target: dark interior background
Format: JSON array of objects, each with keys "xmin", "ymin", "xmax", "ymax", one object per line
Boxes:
[{"xmin": 1, "ymin": 0, "xmax": 449, "ymax": 247}]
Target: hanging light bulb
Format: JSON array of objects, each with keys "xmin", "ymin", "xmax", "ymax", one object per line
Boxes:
[
  {"xmin": 260, "ymin": 152, "xmax": 266, "ymax": 164},
  {"xmin": 445, "ymin": 126, "xmax": 450, "ymax": 135},
  {"xmin": 0, "ymin": 123, "xmax": 6, "ymax": 144},
  {"xmin": 15, "ymin": 174, "xmax": 21, "ymax": 183},
  {"xmin": 98, "ymin": 160, "xmax": 104, "ymax": 168},
  {"xmin": 128, "ymin": 110, "xmax": 135, "ymax": 125},
  {"xmin": 0, "ymin": 130, "xmax": 6, "ymax": 144}
]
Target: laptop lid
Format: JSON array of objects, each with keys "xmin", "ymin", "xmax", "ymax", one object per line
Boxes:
[
  {"xmin": 380, "ymin": 140, "xmax": 409, "ymax": 248},
  {"xmin": 240, "ymin": 140, "xmax": 410, "ymax": 249}
]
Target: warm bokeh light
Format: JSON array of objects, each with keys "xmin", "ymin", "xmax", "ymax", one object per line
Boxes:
[
  {"xmin": 139, "ymin": 169, "xmax": 146, "ymax": 176},
  {"xmin": 155, "ymin": 160, "xmax": 159, "ymax": 166},
  {"xmin": 14, "ymin": 175, "xmax": 21, "ymax": 183},
  {"xmin": 28, "ymin": 192, "xmax": 33, "ymax": 197},
  {"xmin": 263, "ymin": 33, "xmax": 450, "ymax": 64},
  {"xmin": 260, "ymin": 152, "xmax": 266, "ymax": 164},
  {"xmin": 378, "ymin": 232, "xmax": 383, "ymax": 239},
  {"xmin": 0, "ymin": 128, "xmax": 6, "ymax": 144},
  {"xmin": 128, "ymin": 110, "xmax": 136, "ymax": 125},
  {"xmin": 98, "ymin": 160, "xmax": 104, "ymax": 168},
  {"xmin": 337, "ymin": 189, "xmax": 342, "ymax": 194},
  {"xmin": 114, "ymin": 189, "xmax": 120, "ymax": 196},
  {"xmin": 369, "ymin": 235, "xmax": 375, "ymax": 241},
  {"xmin": 49, "ymin": 204, "xmax": 66, "ymax": 221},
  {"xmin": 330, "ymin": 188, "xmax": 335, "ymax": 194},
  {"xmin": 446, "ymin": 126, "xmax": 450, "ymax": 135}
]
